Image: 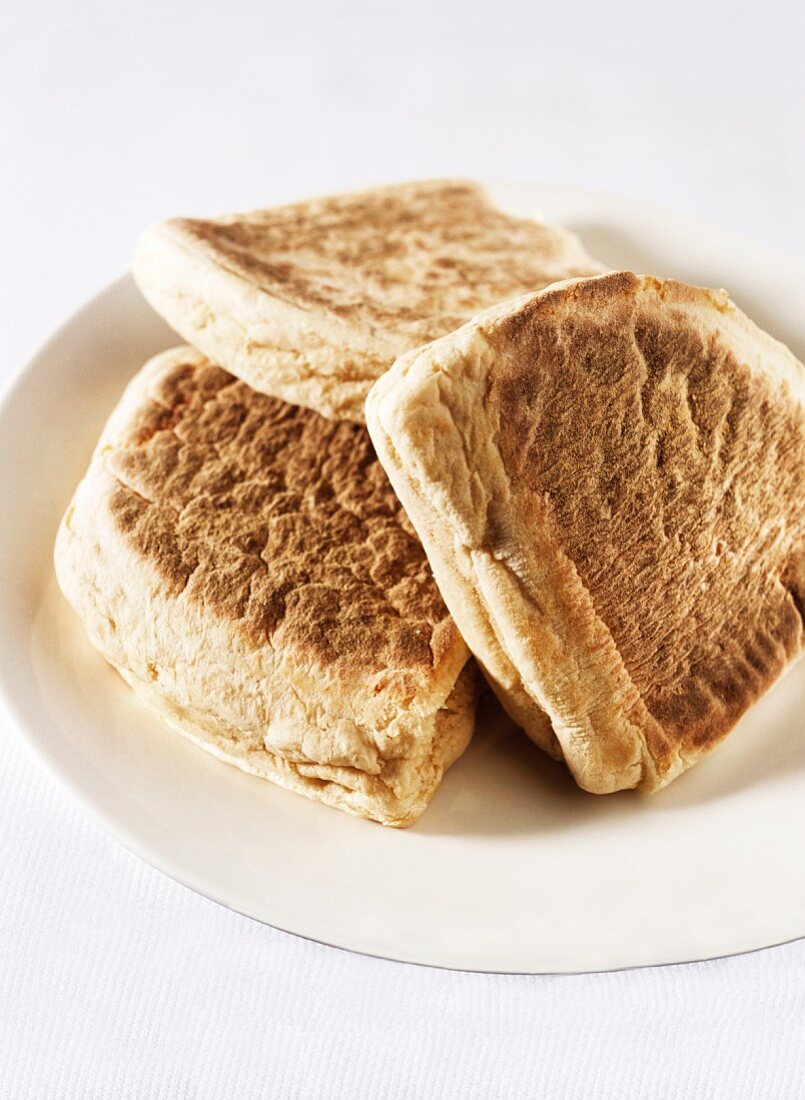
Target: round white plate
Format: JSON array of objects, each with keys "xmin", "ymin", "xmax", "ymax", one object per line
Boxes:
[{"xmin": 1, "ymin": 183, "xmax": 803, "ymax": 974}]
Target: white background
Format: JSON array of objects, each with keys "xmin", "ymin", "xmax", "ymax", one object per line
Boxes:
[{"xmin": 2, "ymin": 0, "xmax": 804, "ymax": 1096}]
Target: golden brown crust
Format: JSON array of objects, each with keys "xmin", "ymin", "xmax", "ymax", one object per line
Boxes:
[
  {"xmin": 133, "ymin": 180, "xmax": 604, "ymax": 421},
  {"xmin": 176, "ymin": 180, "xmax": 602, "ymax": 346},
  {"xmin": 105, "ymin": 354, "xmax": 454, "ymax": 695},
  {"xmin": 367, "ymin": 272, "xmax": 805, "ymax": 792},
  {"xmin": 55, "ymin": 348, "xmax": 474, "ymax": 826},
  {"xmin": 489, "ymin": 273, "xmax": 803, "ymax": 767}
]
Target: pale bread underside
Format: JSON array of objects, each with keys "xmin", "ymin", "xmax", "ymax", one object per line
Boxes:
[
  {"xmin": 367, "ymin": 272, "xmax": 805, "ymax": 794},
  {"xmin": 55, "ymin": 347, "xmax": 475, "ymax": 826},
  {"xmin": 133, "ymin": 180, "xmax": 604, "ymax": 422}
]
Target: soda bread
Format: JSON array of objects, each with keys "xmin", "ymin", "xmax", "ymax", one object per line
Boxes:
[
  {"xmin": 367, "ymin": 272, "xmax": 804, "ymax": 793},
  {"xmin": 55, "ymin": 347, "xmax": 476, "ymax": 826},
  {"xmin": 133, "ymin": 180, "xmax": 603, "ymax": 422}
]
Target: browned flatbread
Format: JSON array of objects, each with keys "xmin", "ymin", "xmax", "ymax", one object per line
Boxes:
[
  {"xmin": 55, "ymin": 347, "xmax": 475, "ymax": 826},
  {"xmin": 133, "ymin": 180, "xmax": 603, "ymax": 422},
  {"xmin": 367, "ymin": 272, "xmax": 805, "ymax": 793}
]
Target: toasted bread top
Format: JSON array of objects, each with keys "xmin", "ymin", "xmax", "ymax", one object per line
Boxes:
[
  {"xmin": 166, "ymin": 180, "xmax": 601, "ymax": 349},
  {"xmin": 95, "ymin": 347, "xmax": 465, "ymax": 710},
  {"xmin": 134, "ymin": 181, "xmax": 603, "ymax": 420},
  {"xmin": 367, "ymin": 272, "xmax": 805, "ymax": 791}
]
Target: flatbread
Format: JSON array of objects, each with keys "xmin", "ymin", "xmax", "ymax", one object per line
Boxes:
[
  {"xmin": 55, "ymin": 347, "xmax": 475, "ymax": 826},
  {"xmin": 367, "ymin": 272, "xmax": 804, "ymax": 793},
  {"xmin": 133, "ymin": 180, "xmax": 603, "ymax": 422}
]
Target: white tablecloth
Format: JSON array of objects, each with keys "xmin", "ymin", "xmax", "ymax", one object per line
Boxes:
[{"xmin": 2, "ymin": 1, "xmax": 804, "ymax": 1095}]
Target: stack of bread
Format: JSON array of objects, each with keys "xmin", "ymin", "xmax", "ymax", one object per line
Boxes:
[{"xmin": 54, "ymin": 181, "xmax": 804, "ymax": 826}]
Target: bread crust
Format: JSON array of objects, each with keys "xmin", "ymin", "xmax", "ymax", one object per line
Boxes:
[
  {"xmin": 133, "ymin": 180, "xmax": 603, "ymax": 422},
  {"xmin": 367, "ymin": 272, "xmax": 804, "ymax": 793},
  {"xmin": 55, "ymin": 347, "xmax": 475, "ymax": 826}
]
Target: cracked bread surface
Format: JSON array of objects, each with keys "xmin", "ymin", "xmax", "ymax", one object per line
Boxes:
[
  {"xmin": 55, "ymin": 347, "xmax": 475, "ymax": 826},
  {"xmin": 366, "ymin": 272, "xmax": 804, "ymax": 794},
  {"xmin": 133, "ymin": 180, "xmax": 604, "ymax": 422}
]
